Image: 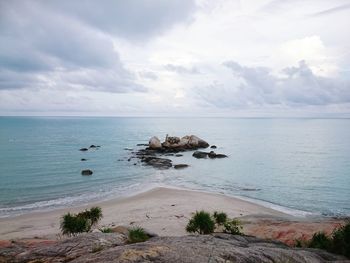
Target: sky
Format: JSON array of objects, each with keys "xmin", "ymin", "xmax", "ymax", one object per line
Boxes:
[{"xmin": 0, "ymin": 0, "xmax": 350, "ymax": 117}]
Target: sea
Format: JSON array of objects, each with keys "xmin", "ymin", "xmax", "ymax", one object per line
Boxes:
[{"xmin": 0, "ymin": 117, "xmax": 349, "ymax": 218}]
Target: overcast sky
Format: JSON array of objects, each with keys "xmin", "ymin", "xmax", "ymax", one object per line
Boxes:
[{"xmin": 1, "ymin": 0, "xmax": 350, "ymax": 117}]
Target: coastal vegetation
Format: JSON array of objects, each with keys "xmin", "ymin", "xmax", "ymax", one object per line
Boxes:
[
  {"xmin": 128, "ymin": 227, "xmax": 150, "ymax": 243},
  {"xmin": 223, "ymin": 219, "xmax": 243, "ymax": 235},
  {"xmin": 186, "ymin": 210, "xmax": 215, "ymax": 234},
  {"xmin": 99, "ymin": 227, "xmax": 113, "ymax": 233},
  {"xmin": 186, "ymin": 210, "xmax": 243, "ymax": 235},
  {"xmin": 60, "ymin": 207, "xmax": 102, "ymax": 236},
  {"xmin": 295, "ymin": 221, "xmax": 350, "ymax": 258},
  {"xmin": 213, "ymin": 211, "xmax": 228, "ymax": 225}
]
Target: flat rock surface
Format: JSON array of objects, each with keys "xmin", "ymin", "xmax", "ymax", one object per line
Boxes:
[{"xmin": 1, "ymin": 233, "xmax": 348, "ymax": 262}]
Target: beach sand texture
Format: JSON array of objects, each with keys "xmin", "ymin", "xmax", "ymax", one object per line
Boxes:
[{"xmin": 0, "ymin": 187, "xmax": 344, "ymax": 245}]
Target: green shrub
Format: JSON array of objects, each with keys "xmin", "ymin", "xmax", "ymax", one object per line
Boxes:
[
  {"xmin": 331, "ymin": 221, "xmax": 350, "ymax": 258},
  {"xmin": 223, "ymin": 219, "xmax": 243, "ymax": 235},
  {"xmin": 60, "ymin": 207, "xmax": 103, "ymax": 236},
  {"xmin": 213, "ymin": 211, "xmax": 228, "ymax": 225},
  {"xmin": 186, "ymin": 210, "xmax": 215, "ymax": 234},
  {"xmin": 128, "ymin": 227, "xmax": 149, "ymax": 243},
  {"xmin": 60, "ymin": 213, "xmax": 91, "ymax": 236},
  {"xmin": 99, "ymin": 227, "xmax": 113, "ymax": 233},
  {"xmin": 77, "ymin": 207, "xmax": 103, "ymax": 227},
  {"xmin": 293, "ymin": 221, "xmax": 350, "ymax": 259},
  {"xmin": 308, "ymin": 232, "xmax": 332, "ymax": 250},
  {"xmin": 294, "ymin": 238, "xmax": 304, "ymax": 248}
]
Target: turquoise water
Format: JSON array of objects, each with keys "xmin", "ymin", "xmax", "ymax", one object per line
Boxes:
[{"xmin": 0, "ymin": 117, "xmax": 349, "ymax": 217}]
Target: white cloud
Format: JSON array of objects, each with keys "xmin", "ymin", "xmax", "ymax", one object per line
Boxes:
[{"xmin": 0, "ymin": 0, "xmax": 349, "ymax": 116}]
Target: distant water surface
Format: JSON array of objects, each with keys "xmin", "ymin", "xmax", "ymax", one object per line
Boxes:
[{"xmin": 0, "ymin": 117, "xmax": 349, "ymax": 217}]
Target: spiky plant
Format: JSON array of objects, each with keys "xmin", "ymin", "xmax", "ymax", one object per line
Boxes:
[
  {"xmin": 128, "ymin": 227, "xmax": 149, "ymax": 243},
  {"xmin": 213, "ymin": 211, "xmax": 228, "ymax": 225},
  {"xmin": 186, "ymin": 210, "xmax": 215, "ymax": 234}
]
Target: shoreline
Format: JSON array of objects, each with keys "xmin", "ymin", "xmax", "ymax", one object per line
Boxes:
[
  {"xmin": 0, "ymin": 186, "xmax": 289, "ymax": 239},
  {"xmin": 0, "ymin": 186, "xmax": 345, "ymax": 245},
  {"xmin": 0, "ymin": 183, "xmax": 316, "ymax": 220}
]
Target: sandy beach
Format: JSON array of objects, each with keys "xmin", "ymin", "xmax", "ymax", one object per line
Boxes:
[
  {"xmin": 0, "ymin": 187, "xmax": 344, "ymax": 245},
  {"xmin": 0, "ymin": 187, "xmax": 286, "ymax": 239}
]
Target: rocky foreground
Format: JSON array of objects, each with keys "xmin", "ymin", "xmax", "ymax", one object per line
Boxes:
[{"xmin": 1, "ymin": 232, "xmax": 348, "ymax": 263}]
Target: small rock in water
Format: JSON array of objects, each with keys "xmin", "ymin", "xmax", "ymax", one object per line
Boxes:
[
  {"xmin": 208, "ymin": 151, "xmax": 216, "ymax": 159},
  {"xmin": 81, "ymin": 158, "xmax": 87, "ymax": 161},
  {"xmin": 137, "ymin": 143, "xmax": 149, "ymax": 146},
  {"xmin": 210, "ymin": 145, "xmax": 217, "ymax": 149},
  {"xmin": 81, "ymin": 169, "xmax": 93, "ymax": 176},
  {"xmin": 215, "ymin": 154, "xmax": 228, "ymax": 158},
  {"xmin": 174, "ymin": 164, "xmax": 189, "ymax": 169},
  {"xmin": 192, "ymin": 151, "xmax": 208, "ymax": 159},
  {"xmin": 79, "ymin": 148, "xmax": 88, "ymax": 151},
  {"xmin": 175, "ymin": 154, "xmax": 183, "ymax": 157}
]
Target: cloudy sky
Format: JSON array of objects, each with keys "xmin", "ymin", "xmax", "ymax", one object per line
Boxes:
[{"xmin": 1, "ymin": 0, "xmax": 349, "ymax": 117}]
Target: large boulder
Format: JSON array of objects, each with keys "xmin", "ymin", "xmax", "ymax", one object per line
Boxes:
[
  {"xmin": 148, "ymin": 136, "xmax": 162, "ymax": 149},
  {"xmin": 188, "ymin": 135, "xmax": 209, "ymax": 148}
]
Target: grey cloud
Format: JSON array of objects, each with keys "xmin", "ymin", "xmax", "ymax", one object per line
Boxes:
[
  {"xmin": 310, "ymin": 3, "xmax": 350, "ymax": 17},
  {"xmin": 139, "ymin": 71, "xmax": 158, "ymax": 80},
  {"xmin": 196, "ymin": 60, "xmax": 350, "ymax": 109},
  {"xmin": 40, "ymin": 0, "xmax": 196, "ymax": 41},
  {"xmin": 0, "ymin": 1, "xmax": 148, "ymax": 93},
  {"xmin": 164, "ymin": 64, "xmax": 200, "ymax": 74}
]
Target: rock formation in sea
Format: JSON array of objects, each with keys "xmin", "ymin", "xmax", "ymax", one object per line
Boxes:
[{"xmin": 130, "ymin": 135, "xmax": 228, "ymax": 169}]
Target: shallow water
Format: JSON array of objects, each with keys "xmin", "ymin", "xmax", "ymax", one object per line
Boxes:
[{"xmin": 0, "ymin": 117, "xmax": 349, "ymax": 217}]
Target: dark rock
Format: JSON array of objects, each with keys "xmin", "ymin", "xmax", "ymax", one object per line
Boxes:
[
  {"xmin": 208, "ymin": 151, "xmax": 227, "ymax": 159},
  {"xmin": 81, "ymin": 158, "xmax": 87, "ymax": 161},
  {"xmin": 210, "ymin": 145, "xmax": 217, "ymax": 149},
  {"xmin": 215, "ymin": 153, "xmax": 228, "ymax": 158},
  {"xmin": 81, "ymin": 169, "xmax": 93, "ymax": 176},
  {"xmin": 164, "ymin": 153, "xmax": 174, "ymax": 156},
  {"xmin": 174, "ymin": 164, "xmax": 189, "ymax": 169},
  {"xmin": 79, "ymin": 148, "xmax": 88, "ymax": 151},
  {"xmin": 175, "ymin": 154, "xmax": 183, "ymax": 157},
  {"xmin": 208, "ymin": 151, "xmax": 217, "ymax": 158},
  {"xmin": 89, "ymin": 145, "xmax": 97, "ymax": 148},
  {"xmin": 5, "ymin": 233, "xmax": 348, "ymax": 263},
  {"xmin": 192, "ymin": 151, "xmax": 208, "ymax": 159},
  {"xmin": 143, "ymin": 157, "xmax": 172, "ymax": 169},
  {"xmin": 137, "ymin": 143, "xmax": 149, "ymax": 146}
]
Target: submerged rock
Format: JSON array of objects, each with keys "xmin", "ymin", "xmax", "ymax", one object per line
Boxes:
[
  {"xmin": 210, "ymin": 145, "xmax": 217, "ymax": 149},
  {"xmin": 142, "ymin": 156, "xmax": 172, "ymax": 169},
  {"xmin": 192, "ymin": 151, "xmax": 208, "ymax": 159},
  {"xmin": 81, "ymin": 158, "xmax": 87, "ymax": 161},
  {"xmin": 79, "ymin": 148, "xmax": 88, "ymax": 151},
  {"xmin": 174, "ymin": 164, "xmax": 189, "ymax": 169},
  {"xmin": 193, "ymin": 151, "xmax": 228, "ymax": 159},
  {"xmin": 81, "ymin": 169, "xmax": 93, "ymax": 176}
]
